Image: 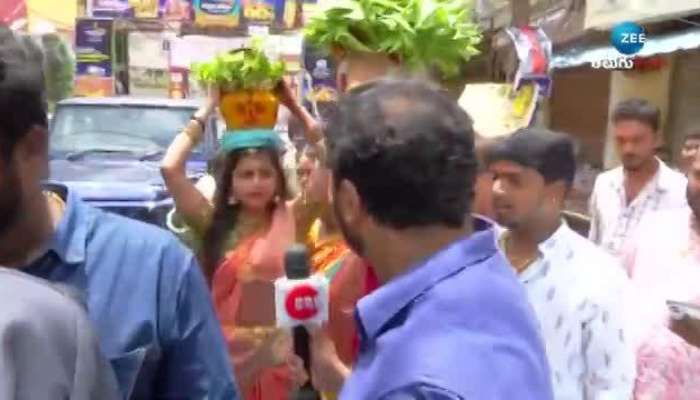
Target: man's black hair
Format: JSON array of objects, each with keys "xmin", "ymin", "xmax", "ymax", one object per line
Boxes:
[
  {"xmin": 325, "ymin": 79, "xmax": 477, "ymax": 229},
  {"xmin": 486, "ymin": 128, "xmax": 577, "ymax": 188},
  {"xmin": 612, "ymin": 98, "xmax": 660, "ymax": 132},
  {"xmin": 0, "ymin": 26, "xmax": 48, "ymax": 162}
]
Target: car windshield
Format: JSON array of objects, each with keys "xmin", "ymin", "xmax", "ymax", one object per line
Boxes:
[{"xmin": 50, "ymin": 104, "xmax": 206, "ymax": 158}]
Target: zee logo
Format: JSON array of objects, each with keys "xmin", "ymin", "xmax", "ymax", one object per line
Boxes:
[
  {"xmin": 611, "ymin": 22, "xmax": 646, "ymax": 55},
  {"xmin": 285, "ymin": 284, "xmax": 319, "ymax": 321}
]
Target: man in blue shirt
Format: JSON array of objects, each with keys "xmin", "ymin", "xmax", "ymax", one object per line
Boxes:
[
  {"xmin": 0, "ymin": 27, "xmax": 238, "ymax": 399},
  {"xmin": 309, "ymin": 79, "xmax": 553, "ymax": 399}
]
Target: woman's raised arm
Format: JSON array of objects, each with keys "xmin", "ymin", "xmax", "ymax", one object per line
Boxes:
[{"xmin": 161, "ymin": 89, "xmax": 218, "ymax": 233}]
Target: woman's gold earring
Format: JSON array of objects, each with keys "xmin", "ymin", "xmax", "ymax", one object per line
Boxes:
[{"xmin": 228, "ymin": 196, "xmax": 239, "ymax": 206}]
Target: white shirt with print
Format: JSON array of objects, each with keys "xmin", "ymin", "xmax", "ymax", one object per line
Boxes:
[
  {"xmin": 588, "ymin": 159, "xmax": 687, "ymax": 259},
  {"xmin": 501, "ymin": 222, "xmax": 636, "ymax": 400}
]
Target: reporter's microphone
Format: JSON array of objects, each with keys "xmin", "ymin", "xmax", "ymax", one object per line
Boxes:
[{"xmin": 277, "ymin": 244, "xmax": 327, "ymax": 400}]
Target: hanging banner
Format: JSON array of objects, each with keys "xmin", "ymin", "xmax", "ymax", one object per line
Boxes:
[
  {"xmin": 193, "ymin": 0, "xmax": 241, "ymax": 27},
  {"xmin": 75, "ymin": 18, "xmax": 114, "ymax": 78},
  {"xmin": 505, "ymin": 26, "xmax": 552, "ymax": 96},
  {"xmin": 88, "ymin": 0, "xmax": 191, "ymax": 19}
]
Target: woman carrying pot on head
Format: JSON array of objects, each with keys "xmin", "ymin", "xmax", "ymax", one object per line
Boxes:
[{"xmin": 161, "ymin": 79, "xmax": 324, "ymax": 399}]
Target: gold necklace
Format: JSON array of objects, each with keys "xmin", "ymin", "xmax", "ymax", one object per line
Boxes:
[
  {"xmin": 502, "ymin": 233, "xmax": 538, "ymax": 273},
  {"xmin": 44, "ymin": 190, "xmax": 66, "ymax": 229}
]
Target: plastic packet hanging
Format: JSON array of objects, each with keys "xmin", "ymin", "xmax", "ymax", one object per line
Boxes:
[{"xmin": 505, "ymin": 26, "xmax": 553, "ymax": 98}]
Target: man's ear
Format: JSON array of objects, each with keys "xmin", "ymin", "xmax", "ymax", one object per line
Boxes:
[
  {"xmin": 336, "ymin": 179, "xmax": 362, "ymax": 223},
  {"xmin": 546, "ymin": 180, "xmax": 568, "ymax": 208}
]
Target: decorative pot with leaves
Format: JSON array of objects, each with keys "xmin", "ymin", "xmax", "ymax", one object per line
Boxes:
[
  {"xmin": 305, "ymin": 0, "xmax": 482, "ymax": 92},
  {"xmin": 192, "ymin": 46, "xmax": 286, "ymax": 130}
]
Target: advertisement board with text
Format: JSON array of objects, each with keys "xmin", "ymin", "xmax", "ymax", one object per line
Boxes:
[
  {"xmin": 75, "ymin": 18, "xmax": 114, "ymax": 78},
  {"xmin": 88, "ymin": 0, "xmax": 191, "ymax": 20}
]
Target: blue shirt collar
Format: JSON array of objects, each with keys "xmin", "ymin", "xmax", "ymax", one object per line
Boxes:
[
  {"xmin": 46, "ymin": 184, "xmax": 88, "ymax": 265},
  {"xmin": 356, "ymin": 217, "xmax": 498, "ymax": 341}
]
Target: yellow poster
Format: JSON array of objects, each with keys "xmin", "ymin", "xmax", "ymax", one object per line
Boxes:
[{"xmin": 129, "ymin": 0, "xmax": 160, "ymax": 18}]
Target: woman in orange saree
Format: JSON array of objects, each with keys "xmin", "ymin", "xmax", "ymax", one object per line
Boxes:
[
  {"xmin": 161, "ymin": 83, "xmax": 324, "ymax": 399},
  {"xmin": 295, "ymin": 149, "xmax": 371, "ymax": 399}
]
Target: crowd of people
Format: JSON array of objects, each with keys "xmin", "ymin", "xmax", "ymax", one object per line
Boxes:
[{"xmin": 3, "ymin": 25, "xmax": 700, "ymax": 400}]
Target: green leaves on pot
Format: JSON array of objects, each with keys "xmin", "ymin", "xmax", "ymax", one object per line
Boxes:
[
  {"xmin": 304, "ymin": 0, "xmax": 482, "ymax": 80},
  {"xmin": 191, "ymin": 44, "xmax": 286, "ymax": 89}
]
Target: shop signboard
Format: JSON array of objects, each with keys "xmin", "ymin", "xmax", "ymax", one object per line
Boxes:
[
  {"xmin": 75, "ymin": 18, "xmax": 115, "ymax": 97},
  {"xmin": 89, "ymin": 0, "xmax": 133, "ymax": 18},
  {"xmin": 242, "ymin": 0, "xmax": 277, "ymax": 25},
  {"xmin": 129, "ymin": 66, "xmax": 169, "ymax": 96},
  {"xmin": 193, "ymin": 0, "xmax": 242, "ymax": 27},
  {"xmin": 75, "ymin": 18, "xmax": 114, "ymax": 78},
  {"xmin": 128, "ymin": 31, "xmax": 170, "ymax": 96},
  {"xmin": 88, "ymin": 0, "xmax": 191, "ymax": 20},
  {"xmin": 243, "ymin": 0, "xmax": 299, "ymax": 28}
]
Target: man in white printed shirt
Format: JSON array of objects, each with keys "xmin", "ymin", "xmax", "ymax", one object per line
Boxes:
[
  {"xmin": 588, "ymin": 98, "xmax": 687, "ymax": 259},
  {"xmin": 487, "ymin": 128, "xmax": 636, "ymax": 400}
]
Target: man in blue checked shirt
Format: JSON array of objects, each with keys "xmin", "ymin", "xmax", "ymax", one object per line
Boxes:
[
  {"xmin": 0, "ymin": 26, "xmax": 238, "ymax": 399},
  {"xmin": 306, "ymin": 79, "xmax": 554, "ymax": 399}
]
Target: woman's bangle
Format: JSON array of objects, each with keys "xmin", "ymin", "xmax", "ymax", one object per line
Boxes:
[
  {"xmin": 190, "ymin": 115, "xmax": 206, "ymax": 131},
  {"xmin": 183, "ymin": 120, "xmax": 204, "ymax": 144}
]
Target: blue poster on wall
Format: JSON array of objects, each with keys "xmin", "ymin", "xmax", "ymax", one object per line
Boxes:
[{"xmin": 75, "ymin": 18, "xmax": 113, "ymax": 78}]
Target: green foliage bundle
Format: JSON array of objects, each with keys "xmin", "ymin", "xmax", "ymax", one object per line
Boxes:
[
  {"xmin": 191, "ymin": 43, "xmax": 286, "ymax": 89},
  {"xmin": 304, "ymin": 0, "xmax": 482, "ymax": 79}
]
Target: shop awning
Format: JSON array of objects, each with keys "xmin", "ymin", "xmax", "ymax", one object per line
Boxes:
[{"xmin": 551, "ymin": 27, "xmax": 700, "ymax": 69}]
